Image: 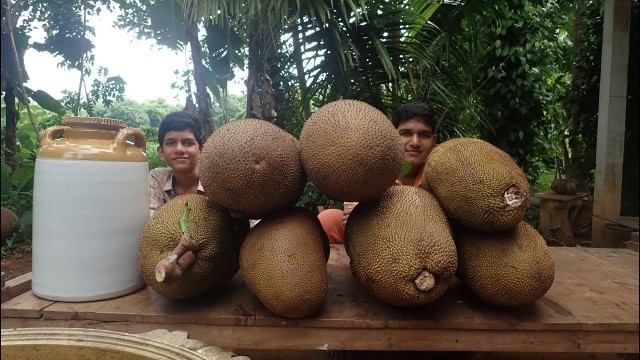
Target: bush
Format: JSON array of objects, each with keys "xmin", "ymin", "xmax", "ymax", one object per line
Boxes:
[{"xmin": 146, "ymin": 142, "xmax": 166, "ymax": 170}]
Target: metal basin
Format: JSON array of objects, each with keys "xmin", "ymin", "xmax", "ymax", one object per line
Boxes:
[{"xmin": 1, "ymin": 328, "xmax": 208, "ymax": 360}]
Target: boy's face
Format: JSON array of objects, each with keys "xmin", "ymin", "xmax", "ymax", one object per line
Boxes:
[
  {"xmin": 397, "ymin": 118, "xmax": 437, "ymax": 171},
  {"xmin": 157, "ymin": 130, "xmax": 201, "ymax": 174}
]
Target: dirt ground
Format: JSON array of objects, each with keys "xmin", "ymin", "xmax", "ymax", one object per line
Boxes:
[{"xmin": 1, "ymin": 249, "xmax": 32, "ymax": 282}]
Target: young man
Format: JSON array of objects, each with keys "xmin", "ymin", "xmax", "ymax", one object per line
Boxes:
[
  {"xmin": 318, "ymin": 101, "xmax": 438, "ymax": 244},
  {"xmin": 392, "ymin": 101, "xmax": 437, "ymax": 187},
  {"xmin": 149, "ymin": 111, "xmax": 205, "ymax": 217}
]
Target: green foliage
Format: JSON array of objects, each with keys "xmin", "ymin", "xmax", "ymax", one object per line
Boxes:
[
  {"xmin": 558, "ymin": 0, "xmax": 605, "ymax": 194},
  {"xmin": 93, "ymin": 99, "xmax": 150, "ymax": 127},
  {"xmin": 142, "ymin": 98, "xmax": 182, "ymax": 127},
  {"xmin": 89, "ymin": 67, "xmax": 126, "ymax": 108},
  {"xmin": 211, "ymin": 94, "xmax": 246, "ymax": 129},
  {"xmin": 419, "ymin": 1, "xmax": 576, "ymax": 189},
  {"xmin": 26, "ymin": 89, "xmax": 67, "ymax": 115},
  {"xmin": 115, "ymin": 0, "xmax": 186, "ymax": 51},
  {"xmin": 0, "ymin": 107, "xmax": 48, "ymax": 250},
  {"xmin": 530, "ymin": 169, "xmax": 555, "ymax": 194},
  {"xmin": 146, "ymin": 142, "xmax": 166, "ymax": 170},
  {"xmin": 25, "ymin": 0, "xmax": 113, "ymax": 69},
  {"xmin": 61, "ymin": 67, "xmax": 127, "ymax": 116},
  {"xmin": 295, "ymin": 180, "xmax": 339, "ymax": 215},
  {"xmin": 139, "ymin": 124, "xmax": 159, "ymax": 145}
]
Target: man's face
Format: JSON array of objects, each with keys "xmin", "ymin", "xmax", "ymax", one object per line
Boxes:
[
  {"xmin": 397, "ymin": 118, "xmax": 436, "ymax": 171},
  {"xmin": 157, "ymin": 130, "xmax": 201, "ymax": 173}
]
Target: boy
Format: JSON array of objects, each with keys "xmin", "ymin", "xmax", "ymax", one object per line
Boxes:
[{"xmin": 149, "ymin": 111, "xmax": 205, "ymax": 217}]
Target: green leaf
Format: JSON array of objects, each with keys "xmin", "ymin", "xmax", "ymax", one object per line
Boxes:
[
  {"xmin": 20, "ymin": 210, "xmax": 32, "ymax": 226},
  {"xmin": 31, "ymin": 90, "xmax": 66, "ymax": 115},
  {"xmin": 398, "ymin": 160, "xmax": 412, "ymax": 178},
  {"xmin": 148, "ymin": 0, "xmax": 186, "ymax": 50},
  {"xmin": 11, "ymin": 167, "xmax": 34, "ymax": 192},
  {"xmin": 0, "ymin": 161, "xmax": 12, "ymax": 191}
]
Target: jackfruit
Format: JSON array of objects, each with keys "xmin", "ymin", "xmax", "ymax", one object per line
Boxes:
[
  {"xmin": 422, "ymin": 137, "xmax": 530, "ymax": 232},
  {"xmin": 1, "ymin": 207, "xmax": 20, "ymax": 244},
  {"xmin": 345, "ymin": 186, "xmax": 457, "ymax": 307},
  {"xmin": 240, "ymin": 208, "xmax": 329, "ymax": 318},
  {"xmin": 299, "ymin": 99, "xmax": 403, "ymax": 202},
  {"xmin": 198, "ymin": 119, "xmax": 306, "ymax": 218},
  {"xmin": 138, "ymin": 194, "xmax": 244, "ymax": 300},
  {"xmin": 456, "ymin": 221, "xmax": 555, "ymax": 306}
]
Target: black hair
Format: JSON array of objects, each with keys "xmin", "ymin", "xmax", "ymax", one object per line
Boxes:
[
  {"xmin": 390, "ymin": 101, "xmax": 437, "ymax": 131},
  {"xmin": 158, "ymin": 111, "xmax": 204, "ymax": 148}
]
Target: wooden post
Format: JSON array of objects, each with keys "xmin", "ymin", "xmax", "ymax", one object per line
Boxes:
[{"xmin": 592, "ymin": 0, "xmax": 631, "ymax": 247}]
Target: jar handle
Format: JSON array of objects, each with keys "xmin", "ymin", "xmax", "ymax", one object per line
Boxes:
[
  {"xmin": 113, "ymin": 128, "xmax": 147, "ymax": 153},
  {"xmin": 40, "ymin": 125, "xmax": 68, "ymax": 146}
]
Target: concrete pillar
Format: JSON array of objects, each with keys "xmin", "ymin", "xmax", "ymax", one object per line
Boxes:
[{"xmin": 592, "ymin": 0, "xmax": 631, "ymax": 247}]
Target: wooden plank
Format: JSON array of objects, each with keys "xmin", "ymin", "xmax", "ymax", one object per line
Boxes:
[
  {"xmin": 543, "ymin": 248, "xmax": 639, "ymax": 331},
  {"xmin": 255, "ymin": 246, "xmax": 639, "ymax": 332},
  {"xmin": 0, "ymin": 317, "xmax": 637, "ymax": 354},
  {"xmin": 1, "ymin": 246, "xmax": 638, "ymax": 354},
  {"xmin": 1, "ymin": 290, "xmax": 53, "ymax": 318},
  {"xmin": 42, "ymin": 273, "xmax": 257, "ymax": 326},
  {"xmin": 43, "ymin": 286, "xmax": 151, "ymax": 321},
  {"xmin": 255, "ymin": 245, "xmax": 389, "ymax": 329},
  {"xmin": 136, "ymin": 273, "xmax": 258, "ymax": 326},
  {"xmin": 2, "ymin": 247, "xmax": 638, "ymax": 333},
  {"xmin": 187, "ymin": 273, "xmax": 258, "ymax": 326},
  {"xmin": 533, "ymin": 192, "xmax": 588, "ymax": 201},
  {"xmin": 1, "ymin": 272, "xmax": 32, "ymax": 303}
]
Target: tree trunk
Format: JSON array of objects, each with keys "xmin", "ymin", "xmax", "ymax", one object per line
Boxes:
[
  {"xmin": 185, "ymin": 19, "xmax": 214, "ymax": 137},
  {"xmin": 3, "ymin": 86, "xmax": 17, "ymax": 171},
  {"xmin": 245, "ymin": 21, "xmax": 279, "ymax": 123},
  {"xmin": 246, "ymin": 21, "xmax": 262, "ymax": 119}
]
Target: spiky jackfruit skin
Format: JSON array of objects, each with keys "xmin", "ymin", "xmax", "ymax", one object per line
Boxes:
[
  {"xmin": 299, "ymin": 99, "xmax": 404, "ymax": 202},
  {"xmin": 345, "ymin": 186, "xmax": 457, "ymax": 307},
  {"xmin": 422, "ymin": 137, "xmax": 530, "ymax": 232},
  {"xmin": 198, "ymin": 119, "xmax": 306, "ymax": 218},
  {"xmin": 240, "ymin": 208, "xmax": 329, "ymax": 318},
  {"xmin": 138, "ymin": 194, "xmax": 244, "ymax": 300},
  {"xmin": 1, "ymin": 207, "xmax": 20, "ymax": 244},
  {"xmin": 456, "ymin": 221, "xmax": 555, "ymax": 306}
]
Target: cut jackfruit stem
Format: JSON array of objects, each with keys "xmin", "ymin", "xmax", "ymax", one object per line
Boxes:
[
  {"xmin": 154, "ymin": 233, "xmax": 199, "ymax": 283},
  {"xmin": 503, "ymin": 186, "xmax": 525, "ymax": 208},
  {"xmin": 414, "ymin": 270, "xmax": 435, "ymax": 291},
  {"xmin": 179, "ymin": 202, "xmax": 191, "ymax": 234}
]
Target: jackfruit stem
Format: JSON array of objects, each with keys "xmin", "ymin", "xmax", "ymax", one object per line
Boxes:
[
  {"xmin": 414, "ymin": 270, "xmax": 435, "ymax": 292},
  {"xmin": 154, "ymin": 233, "xmax": 199, "ymax": 283},
  {"xmin": 503, "ymin": 186, "xmax": 525, "ymax": 208},
  {"xmin": 179, "ymin": 202, "xmax": 191, "ymax": 234}
]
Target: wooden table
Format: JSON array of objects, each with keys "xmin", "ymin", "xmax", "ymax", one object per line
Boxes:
[{"xmin": 2, "ymin": 245, "xmax": 638, "ymax": 354}]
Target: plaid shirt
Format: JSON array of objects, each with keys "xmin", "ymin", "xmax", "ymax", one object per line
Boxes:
[{"xmin": 148, "ymin": 167, "xmax": 205, "ymax": 217}]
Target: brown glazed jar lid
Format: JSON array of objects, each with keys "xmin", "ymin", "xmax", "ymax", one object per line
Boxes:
[
  {"xmin": 39, "ymin": 117, "xmax": 147, "ymax": 162},
  {"xmin": 62, "ymin": 116, "xmax": 128, "ymax": 131}
]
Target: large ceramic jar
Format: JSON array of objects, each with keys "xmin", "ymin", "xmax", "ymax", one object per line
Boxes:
[{"xmin": 32, "ymin": 117, "xmax": 149, "ymax": 301}]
